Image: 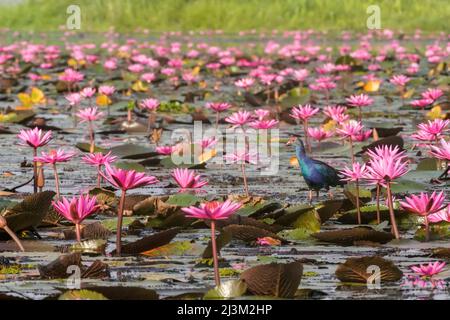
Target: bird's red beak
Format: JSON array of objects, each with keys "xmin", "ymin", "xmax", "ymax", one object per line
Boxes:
[{"xmin": 286, "ymin": 136, "xmax": 296, "ymax": 145}]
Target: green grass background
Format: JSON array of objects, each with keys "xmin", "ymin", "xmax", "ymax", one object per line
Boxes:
[{"xmin": 0, "ymin": 0, "xmax": 448, "ymax": 32}]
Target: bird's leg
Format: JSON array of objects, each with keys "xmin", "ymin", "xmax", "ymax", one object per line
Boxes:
[
  {"xmin": 316, "ymin": 190, "xmax": 319, "ymax": 199},
  {"xmin": 308, "ymin": 190, "xmax": 313, "ymax": 204}
]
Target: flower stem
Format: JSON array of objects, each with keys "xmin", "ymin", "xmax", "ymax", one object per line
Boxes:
[
  {"xmin": 386, "ymin": 182, "xmax": 400, "ymax": 239},
  {"xmin": 3, "ymin": 225, "xmax": 25, "ymax": 252},
  {"xmin": 53, "ymin": 164, "xmax": 60, "ymax": 199},
  {"xmin": 75, "ymin": 223, "xmax": 82, "ymax": 242},
  {"xmin": 358, "ymin": 106, "xmax": 362, "ymax": 122},
  {"xmin": 304, "ymin": 120, "xmax": 311, "ymax": 153},
  {"xmin": 349, "ymin": 138, "xmax": 355, "ymax": 163},
  {"xmin": 376, "ymin": 183, "xmax": 381, "ymax": 224},
  {"xmin": 241, "ymin": 162, "xmax": 249, "ymax": 197},
  {"xmin": 115, "ymin": 190, "xmax": 126, "ymax": 256},
  {"xmin": 215, "ymin": 112, "xmax": 220, "ymax": 131},
  {"xmin": 33, "ymin": 148, "xmax": 37, "ymax": 193},
  {"xmin": 356, "ymin": 180, "xmax": 361, "ymax": 225},
  {"xmin": 97, "ymin": 165, "xmax": 101, "ymax": 188},
  {"xmin": 424, "ymin": 217, "xmax": 430, "ymax": 242},
  {"xmin": 127, "ymin": 109, "xmax": 132, "ymax": 123},
  {"xmin": 210, "ymin": 220, "xmax": 221, "ymax": 287},
  {"xmin": 88, "ymin": 121, "xmax": 95, "ymax": 153}
]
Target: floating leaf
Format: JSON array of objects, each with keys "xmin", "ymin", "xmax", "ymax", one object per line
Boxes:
[
  {"xmin": 109, "ymin": 144, "xmax": 157, "ymax": 159},
  {"xmin": 223, "ymin": 224, "xmax": 286, "ymax": 244},
  {"xmin": 3, "ymin": 191, "xmax": 55, "ymax": 232},
  {"xmin": 202, "ymin": 230, "xmax": 232, "ymax": 259},
  {"xmin": 114, "ymin": 161, "xmax": 146, "ymax": 172},
  {"xmin": 336, "ymin": 256, "xmax": 402, "ymax": 283},
  {"xmin": 58, "ymin": 290, "xmax": 108, "ymax": 300},
  {"xmin": 388, "ymin": 178, "xmax": 428, "ymax": 194},
  {"xmin": 278, "ymin": 227, "xmax": 313, "ymax": 240},
  {"xmin": 81, "ymin": 260, "xmax": 109, "ymax": 279},
  {"xmin": 204, "ymin": 280, "xmax": 247, "ymax": 299},
  {"xmin": 416, "ymin": 158, "xmax": 440, "ymax": 171},
  {"xmin": 240, "ymin": 261, "xmax": 303, "ymax": 298},
  {"xmin": 38, "ymin": 253, "xmax": 82, "ymax": 279},
  {"xmin": 275, "ymin": 204, "xmax": 314, "ymax": 226},
  {"xmin": 312, "ymin": 227, "xmax": 394, "ymax": 245},
  {"xmin": 343, "ymin": 184, "xmax": 371, "ymax": 207},
  {"xmin": 316, "ymin": 199, "xmax": 343, "ymax": 223},
  {"xmin": 160, "ymin": 156, "xmax": 206, "ymax": 169},
  {"xmin": 166, "ymin": 193, "xmax": 201, "ymax": 207},
  {"xmin": 81, "ymin": 286, "xmax": 158, "ymax": 300},
  {"xmin": 414, "ymin": 222, "xmax": 450, "ymax": 241},
  {"xmin": 101, "ymin": 217, "xmax": 134, "ymax": 231},
  {"xmin": 70, "ymin": 240, "xmax": 107, "ymax": 255},
  {"xmin": 112, "ymin": 227, "xmax": 180, "ymax": 255},
  {"xmin": 141, "ymin": 240, "xmax": 197, "ymax": 257},
  {"xmin": 75, "ymin": 142, "xmax": 107, "ymax": 153}
]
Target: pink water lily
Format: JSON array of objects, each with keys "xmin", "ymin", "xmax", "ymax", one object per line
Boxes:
[
  {"xmin": 249, "ymin": 119, "xmax": 279, "ymax": 129},
  {"xmin": 182, "ymin": 200, "xmax": 242, "ymax": 286},
  {"xmin": 171, "ymin": 168, "xmax": 208, "ymax": 190},
  {"xmin": 340, "ymin": 162, "xmax": 368, "ymax": 224},
  {"xmin": 323, "ymin": 105, "xmax": 349, "ymax": 124},
  {"xmin": 82, "ymin": 151, "xmax": 118, "ymax": 187},
  {"xmin": 307, "ymin": 127, "xmax": 333, "ymax": 142},
  {"xmin": 290, "ymin": 104, "xmax": 319, "ymax": 152},
  {"xmin": 17, "ymin": 127, "xmax": 53, "ymax": 193},
  {"xmin": 366, "ymin": 146, "xmax": 409, "ymax": 239},
  {"xmin": 390, "ymin": 74, "xmax": 410, "ymax": 87},
  {"xmin": 224, "ymin": 151, "xmax": 258, "ymax": 196},
  {"xmin": 411, "ymin": 261, "xmax": 446, "ymax": 277},
  {"xmin": 34, "ymin": 148, "xmax": 76, "ymax": 198},
  {"xmin": 18, "ymin": 127, "xmax": 52, "ymax": 149},
  {"xmin": 346, "ymin": 93, "xmax": 373, "ymax": 121},
  {"xmin": 400, "ymin": 191, "xmax": 445, "ymax": 241},
  {"xmin": 101, "ymin": 164, "xmax": 158, "ymax": 256},
  {"xmin": 225, "ymin": 110, "xmax": 253, "ymax": 128},
  {"xmin": 428, "ymin": 206, "xmax": 450, "ymax": 223},
  {"xmin": 206, "ymin": 102, "xmax": 232, "ymax": 128},
  {"xmin": 140, "ymin": 98, "xmax": 160, "ymax": 132},
  {"xmin": 422, "ymin": 88, "xmax": 443, "ymax": 102},
  {"xmin": 52, "ymin": 194, "xmax": 100, "ymax": 242},
  {"xmin": 156, "ymin": 145, "xmax": 175, "ymax": 155}
]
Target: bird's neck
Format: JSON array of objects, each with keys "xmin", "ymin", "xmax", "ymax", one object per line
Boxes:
[{"xmin": 295, "ymin": 145, "xmax": 307, "ymax": 160}]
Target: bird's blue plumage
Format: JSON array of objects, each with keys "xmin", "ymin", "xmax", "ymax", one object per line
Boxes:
[{"xmin": 294, "ymin": 139, "xmax": 343, "ymax": 191}]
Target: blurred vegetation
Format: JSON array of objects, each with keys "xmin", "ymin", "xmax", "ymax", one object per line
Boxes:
[{"xmin": 0, "ymin": 0, "xmax": 448, "ymax": 32}]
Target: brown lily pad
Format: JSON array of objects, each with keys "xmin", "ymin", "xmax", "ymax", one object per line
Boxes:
[
  {"xmin": 110, "ymin": 227, "xmax": 180, "ymax": 255},
  {"xmin": 223, "ymin": 224, "xmax": 287, "ymax": 244},
  {"xmin": 38, "ymin": 253, "xmax": 82, "ymax": 279},
  {"xmin": 81, "ymin": 260, "xmax": 109, "ymax": 279},
  {"xmin": 312, "ymin": 227, "xmax": 394, "ymax": 245},
  {"xmin": 335, "ymin": 256, "xmax": 403, "ymax": 283},
  {"xmin": 2, "ymin": 191, "xmax": 56, "ymax": 232},
  {"xmin": 80, "ymin": 286, "xmax": 158, "ymax": 300},
  {"xmin": 202, "ymin": 229, "xmax": 233, "ymax": 259},
  {"xmin": 63, "ymin": 222, "xmax": 112, "ymax": 240},
  {"xmin": 240, "ymin": 261, "xmax": 303, "ymax": 298}
]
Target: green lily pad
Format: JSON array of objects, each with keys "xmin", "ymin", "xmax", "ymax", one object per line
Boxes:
[
  {"xmin": 414, "ymin": 222, "xmax": 450, "ymax": 241},
  {"xmin": 416, "ymin": 158, "xmax": 440, "ymax": 171},
  {"xmin": 75, "ymin": 142, "xmax": 107, "ymax": 153},
  {"xmin": 114, "ymin": 161, "xmax": 146, "ymax": 172},
  {"xmin": 109, "ymin": 144, "xmax": 157, "ymax": 159},
  {"xmin": 166, "ymin": 193, "xmax": 201, "ymax": 207},
  {"xmin": 58, "ymin": 290, "xmax": 108, "ymax": 300},
  {"xmin": 160, "ymin": 156, "xmax": 206, "ymax": 169},
  {"xmin": 101, "ymin": 217, "xmax": 135, "ymax": 231},
  {"xmin": 388, "ymin": 179, "xmax": 428, "ymax": 194}
]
